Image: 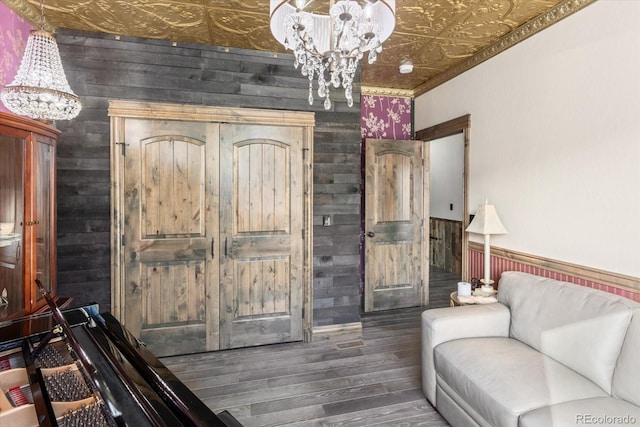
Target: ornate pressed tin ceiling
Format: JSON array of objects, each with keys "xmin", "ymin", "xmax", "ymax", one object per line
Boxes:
[{"xmin": 4, "ymin": 0, "xmax": 596, "ymax": 97}]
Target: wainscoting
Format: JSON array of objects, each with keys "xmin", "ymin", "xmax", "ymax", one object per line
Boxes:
[
  {"xmin": 468, "ymin": 242, "xmax": 640, "ymax": 302},
  {"xmin": 429, "ymin": 218, "xmax": 463, "ymax": 276}
]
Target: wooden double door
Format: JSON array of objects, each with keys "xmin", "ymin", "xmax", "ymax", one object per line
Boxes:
[{"xmin": 110, "ymin": 102, "xmax": 313, "ymax": 357}]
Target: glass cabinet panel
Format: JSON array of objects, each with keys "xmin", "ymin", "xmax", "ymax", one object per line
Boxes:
[
  {"xmin": 0, "ymin": 133, "xmax": 25, "ymax": 318},
  {"xmin": 35, "ymin": 141, "xmax": 53, "ymax": 300}
]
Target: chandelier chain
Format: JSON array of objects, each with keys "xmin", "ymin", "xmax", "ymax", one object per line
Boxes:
[{"xmin": 40, "ymin": 0, "xmax": 45, "ymax": 31}]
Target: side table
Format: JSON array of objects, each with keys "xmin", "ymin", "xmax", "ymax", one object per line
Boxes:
[
  {"xmin": 450, "ymin": 290, "xmax": 498, "ymax": 306},
  {"xmin": 449, "ymin": 291, "xmax": 468, "ymax": 307}
]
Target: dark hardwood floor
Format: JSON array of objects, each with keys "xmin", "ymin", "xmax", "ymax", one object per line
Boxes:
[{"xmin": 161, "ymin": 267, "xmax": 459, "ymax": 426}]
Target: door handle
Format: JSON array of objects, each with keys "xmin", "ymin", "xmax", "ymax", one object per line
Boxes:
[
  {"xmin": 211, "ymin": 237, "xmax": 215, "ymax": 257},
  {"xmin": 224, "ymin": 237, "xmax": 228, "ymax": 257},
  {"xmin": 367, "ymin": 231, "xmax": 375, "ymax": 238}
]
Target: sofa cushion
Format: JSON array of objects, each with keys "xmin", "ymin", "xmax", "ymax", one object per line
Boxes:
[
  {"xmin": 435, "ymin": 337, "xmax": 608, "ymax": 427},
  {"xmin": 421, "ymin": 303, "xmax": 511, "ymax": 405},
  {"xmin": 519, "ymin": 397, "xmax": 640, "ymax": 427},
  {"xmin": 612, "ymin": 309, "xmax": 640, "ymax": 407},
  {"xmin": 497, "ymin": 271, "xmax": 638, "ymax": 393}
]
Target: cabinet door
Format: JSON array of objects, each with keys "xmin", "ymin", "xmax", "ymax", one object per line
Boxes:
[
  {"xmin": 122, "ymin": 119, "xmax": 219, "ymax": 357},
  {"xmin": 31, "ymin": 138, "xmax": 56, "ymax": 310},
  {"xmin": 0, "ymin": 132, "xmax": 25, "ymax": 318},
  {"xmin": 219, "ymin": 124, "xmax": 304, "ymax": 349}
]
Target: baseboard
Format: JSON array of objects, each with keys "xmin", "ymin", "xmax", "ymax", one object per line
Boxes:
[{"xmin": 312, "ymin": 322, "xmax": 363, "ymax": 343}]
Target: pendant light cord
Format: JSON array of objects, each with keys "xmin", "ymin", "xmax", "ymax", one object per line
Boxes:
[{"xmin": 40, "ymin": 0, "xmax": 45, "ymax": 31}]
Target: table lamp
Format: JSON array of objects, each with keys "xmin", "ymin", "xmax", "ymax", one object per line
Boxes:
[{"xmin": 466, "ymin": 199, "xmax": 507, "ymax": 292}]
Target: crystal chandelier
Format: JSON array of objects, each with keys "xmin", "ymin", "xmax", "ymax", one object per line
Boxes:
[
  {"xmin": 1, "ymin": 0, "xmax": 81, "ymax": 121},
  {"xmin": 270, "ymin": 0, "xmax": 395, "ymax": 109}
]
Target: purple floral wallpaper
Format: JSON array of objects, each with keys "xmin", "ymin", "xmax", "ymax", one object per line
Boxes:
[
  {"xmin": 361, "ymin": 95, "xmax": 412, "ymax": 140},
  {"xmin": 1, "ymin": 2, "xmax": 33, "ymax": 114}
]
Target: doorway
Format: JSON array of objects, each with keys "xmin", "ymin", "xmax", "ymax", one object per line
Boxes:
[
  {"xmin": 415, "ymin": 115, "xmax": 470, "ymax": 283},
  {"xmin": 429, "ymin": 133, "xmax": 464, "ymax": 276}
]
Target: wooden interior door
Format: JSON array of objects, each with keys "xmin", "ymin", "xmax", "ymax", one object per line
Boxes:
[
  {"xmin": 219, "ymin": 124, "xmax": 304, "ymax": 349},
  {"xmin": 122, "ymin": 118, "xmax": 219, "ymax": 357},
  {"xmin": 364, "ymin": 139, "xmax": 429, "ymax": 312}
]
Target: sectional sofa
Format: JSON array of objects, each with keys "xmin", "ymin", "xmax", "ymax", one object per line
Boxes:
[{"xmin": 421, "ymin": 271, "xmax": 640, "ymax": 426}]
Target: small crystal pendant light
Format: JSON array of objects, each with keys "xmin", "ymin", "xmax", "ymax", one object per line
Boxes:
[{"xmin": 0, "ymin": 0, "xmax": 81, "ymax": 121}]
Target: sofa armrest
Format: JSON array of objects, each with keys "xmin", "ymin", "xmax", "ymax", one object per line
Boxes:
[{"xmin": 421, "ymin": 303, "xmax": 511, "ymax": 405}]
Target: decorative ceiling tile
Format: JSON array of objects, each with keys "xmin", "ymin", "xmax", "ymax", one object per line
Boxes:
[{"xmin": 3, "ymin": 0, "xmax": 596, "ymax": 96}]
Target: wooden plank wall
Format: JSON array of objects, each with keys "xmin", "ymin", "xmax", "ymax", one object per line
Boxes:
[
  {"xmin": 54, "ymin": 29, "xmax": 362, "ymax": 328},
  {"xmin": 429, "ymin": 217, "xmax": 462, "ymax": 276}
]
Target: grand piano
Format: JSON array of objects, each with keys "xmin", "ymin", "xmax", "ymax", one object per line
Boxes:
[{"xmin": 0, "ymin": 282, "xmax": 241, "ymax": 427}]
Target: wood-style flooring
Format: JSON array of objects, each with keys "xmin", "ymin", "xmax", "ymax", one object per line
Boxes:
[{"xmin": 161, "ymin": 267, "xmax": 459, "ymax": 426}]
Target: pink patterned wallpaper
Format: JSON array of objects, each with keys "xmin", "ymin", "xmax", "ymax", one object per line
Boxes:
[
  {"xmin": 0, "ymin": 2, "xmax": 33, "ymax": 114},
  {"xmin": 361, "ymin": 95, "xmax": 412, "ymax": 140},
  {"xmin": 468, "ymin": 248, "xmax": 640, "ymax": 302}
]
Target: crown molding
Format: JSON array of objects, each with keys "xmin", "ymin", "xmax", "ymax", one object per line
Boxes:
[
  {"xmin": 413, "ymin": 0, "xmax": 598, "ymax": 97},
  {"xmin": 361, "ymin": 86, "xmax": 414, "ymax": 98}
]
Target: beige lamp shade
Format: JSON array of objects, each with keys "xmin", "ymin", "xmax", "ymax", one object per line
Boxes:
[{"xmin": 466, "ymin": 200, "xmax": 507, "ymax": 235}]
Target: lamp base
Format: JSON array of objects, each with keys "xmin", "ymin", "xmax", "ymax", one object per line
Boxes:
[{"xmin": 480, "ymin": 279, "xmax": 495, "ymax": 293}]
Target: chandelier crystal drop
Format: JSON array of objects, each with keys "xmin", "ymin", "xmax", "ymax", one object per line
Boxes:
[
  {"xmin": 270, "ymin": 0, "xmax": 395, "ymax": 109},
  {"xmin": 1, "ymin": 0, "xmax": 81, "ymax": 121}
]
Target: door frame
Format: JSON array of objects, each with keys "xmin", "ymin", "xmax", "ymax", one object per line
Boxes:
[
  {"xmin": 415, "ymin": 114, "xmax": 471, "ymax": 281},
  {"xmin": 109, "ymin": 100, "xmax": 315, "ymax": 343}
]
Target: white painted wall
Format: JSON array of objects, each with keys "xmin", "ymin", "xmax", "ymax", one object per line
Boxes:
[
  {"xmin": 415, "ymin": 0, "xmax": 640, "ymax": 277},
  {"xmin": 429, "ymin": 133, "xmax": 465, "ymax": 221}
]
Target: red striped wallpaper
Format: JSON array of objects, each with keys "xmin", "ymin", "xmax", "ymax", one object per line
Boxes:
[{"xmin": 468, "ymin": 248, "xmax": 640, "ymax": 302}]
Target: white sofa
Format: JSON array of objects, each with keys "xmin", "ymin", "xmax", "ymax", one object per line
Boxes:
[{"xmin": 421, "ymin": 271, "xmax": 640, "ymax": 427}]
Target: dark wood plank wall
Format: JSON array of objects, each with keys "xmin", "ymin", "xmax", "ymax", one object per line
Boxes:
[
  {"xmin": 54, "ymin": 29, "xmax": 362, "ymax": 327},
  {"xmin": 313, "ymin": 118, "xmax": 362, "ymax": 326},
  {"xmin": 429, "ymin": 218, "xmax": 462, "ymax": 276}
]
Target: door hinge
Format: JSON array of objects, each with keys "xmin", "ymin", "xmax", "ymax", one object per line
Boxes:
[{"xmin": 115, "ymin": 142, "xmax": 128, "ymax": 156}]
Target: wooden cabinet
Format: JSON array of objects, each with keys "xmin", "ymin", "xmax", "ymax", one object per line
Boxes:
[{"xmin": 0, "ymin": 112, "xmax": 60, "ymax": 320}]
